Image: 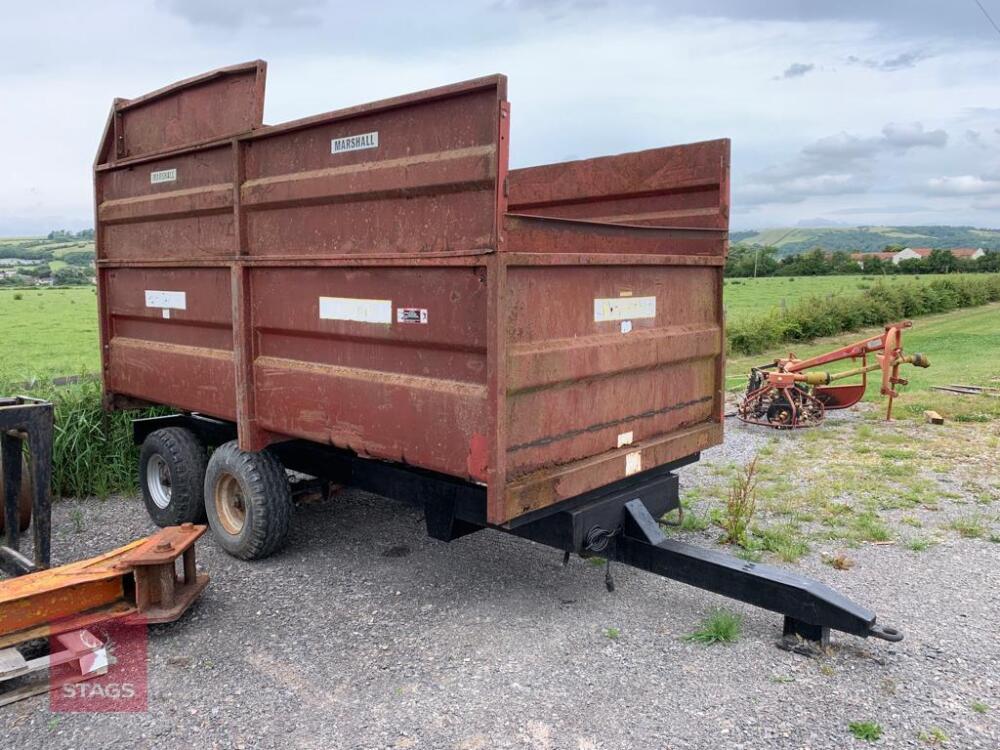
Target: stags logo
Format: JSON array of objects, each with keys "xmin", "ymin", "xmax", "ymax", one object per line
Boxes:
[{"xmin": 49, "ymin": 619, "xmax": 148, "ymax": 713}]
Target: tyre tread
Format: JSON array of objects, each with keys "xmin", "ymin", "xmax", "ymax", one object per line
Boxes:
[
  {"xmin": 139, "ymin": 427, "xmax": 208, "ymax": 526},
  {"xmin": 204, "ymin": 441, "xmax": 291, "ymax": 560}
]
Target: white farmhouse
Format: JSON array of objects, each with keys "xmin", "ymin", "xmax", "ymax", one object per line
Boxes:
[{"xmin": 894, "ymin": 247, "xmax": 986, "ymax": 264}]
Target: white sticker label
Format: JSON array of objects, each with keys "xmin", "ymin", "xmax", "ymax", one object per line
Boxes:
[
  {"xmin": 625, "ymin": 450, "xmax": 643, "ymax": 476},
  {"xmin": 145, "ymin": 290, "xmax": 187, "ymax": 310},
  {"xmin": 331, "ymin": 131, "xmax": 379, "ymax": 155},
  {"xmin": 397, "ymin": 308, "xmax": 429, "ymax": 324},
  {"xmin": 620, "ymin": 320, "xmax": 632, "ymax": 334},
  {"xmin": 617, "ymin": 431, "xmax": 634, "ymax": 448},
  {"xmin": 150, "ymin": 168, "xmax": 177, "ymax": 184},
  {"xmin": 320, "ymin": 296, "xmax": 392, "ymax": 324},
  {"xmin": 162, "ymin": 309, "xmax": 170, "ymax": 319},
  {"xmin": 594, "ymin": 296, "xmax": 656, "ymax": 322}
]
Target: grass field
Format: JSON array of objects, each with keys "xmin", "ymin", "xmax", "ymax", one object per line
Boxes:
[
  {"xmin": 0, "ymin": 287, "xmax": 99, "ymax": 381},
  {"xmin": 722, "ymin": 273, "xmax": 961, "ymax": 324}
]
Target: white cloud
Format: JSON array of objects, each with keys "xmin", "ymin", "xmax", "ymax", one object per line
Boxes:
[
  {"xmin": 0, "ymin": 1, "xmax": 997, "ymax": 232},
  {"xmin": 924, "ymin": 175, "xmax": 1000, "ymax": 196}
]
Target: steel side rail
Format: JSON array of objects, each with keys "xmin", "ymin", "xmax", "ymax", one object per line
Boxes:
[{"xmin": 612, "ymin": 500, "xmax": 902, "ymax": 645}]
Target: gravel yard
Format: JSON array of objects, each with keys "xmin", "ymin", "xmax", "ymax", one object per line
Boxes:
[{"xmin": 3, "ymin": 412, "xmax": 998, "ymax": 750}]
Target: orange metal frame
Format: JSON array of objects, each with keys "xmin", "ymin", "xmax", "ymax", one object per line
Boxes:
[{"xmin": 0, "ymin": 525, "xmax": 208, "ymax": 649}]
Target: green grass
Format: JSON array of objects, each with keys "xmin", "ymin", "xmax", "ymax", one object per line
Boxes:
[
  {"xmin": 53, "ymin": 242, "xmax": 95, "ymax": 257},
  {"xmin": 683, "ymin": 610, "xmax": 742, "ymax": 645},
  {"xmin": 971, "ymin": 701, "xmax": 989, "ymax": 713},
  {"xmin": 917, "ymin": 727, "xmax": 948, "ymax": 745},
  {"xmin": 949, "ymin": 515, "xmax": 987, "ymax": 539},
  {"xmin": 751, "ymin": 523, "xmax": 809, "ymax": 562},
  {"xmin": 849, "ymin": 721, "xmax": 883, "ymax": 742},
  {"xmin": 723, "ymin": 274, "xmax": 961, "ymax": 325},
  {"xmin": 0, "ymin": 287, "xmax": 99, "ymax": 380},
  {"xmin": 602, "ymin": 627, "xmax": 620, "ymax": 640},
  {"xmin": 0, "ymin": 378, "xmax": 157, "ymax": 498}
]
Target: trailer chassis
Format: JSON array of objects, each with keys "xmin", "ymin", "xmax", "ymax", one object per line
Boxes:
[{"xmin": 134, "ymin": 413, "xmax": 903, "ymax": 647}]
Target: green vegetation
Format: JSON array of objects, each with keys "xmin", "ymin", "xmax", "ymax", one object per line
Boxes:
[
  {"xmin": 751, "ymin": 523, "xmax": 810, "ymax": 562},
  {"xmin": 602, "ymin": 627, "xmax": 620, "ymax": 640},
  {"xmin": 719, "ymin": 456, "xmax": 758, "ymax": 547},
  {"xmin": 731, "ymin": 224, "xmax": 1000, "ymax": 255},
  {"xmin": 727, "ymin": 274, "xmax": 1000, "ymax": 354},
  {"xmin": 949, "ymin": 515, "xmax": 987, "ymax": 539},
  {"xmin": 848, "ymin": 721, "xmax": 883, "ymax": 742},
  {"xmin": 0, "ymin": 232, "xmax": 94, "ymax": 287},
  {"xmin": 727, "ymin": 244, "xmax": 999, "ymax": 279},
  {"xmin": 0, "ymin": 378, "xmax": 160, "ymax": 498},
  {"xmin": 917, "ymin": 727, "xmax": 948, "ymax": 745},
  {"xmin": 683, "ymin": 610, "xmax": 742, "ymax": 645},
  {"xmin": 669, "ymin": 397, "xmax": 998, "ymax": 567},
  {"xmin": 0, "ymin": 287, "xmax": 99, "ymax": 380},
  {"xmin": 47, "ymin": 381, "xmax": 153, "ymax": 498},
  {"xmin": 723, "ymin": 274, "xmax": 960, "ymax": 325},
  {"xmin": 971, "ymin": 701, "xmax": 989, "ymax": 714}
]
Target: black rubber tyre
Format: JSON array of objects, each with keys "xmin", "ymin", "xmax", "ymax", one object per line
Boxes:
[
  {"xmin": 203, "ymin": 440, "xmax": 292, "ymax": 560},
  {"xmin": 139, "ymin": 427, "xmax": 208, "ymax": 527}
]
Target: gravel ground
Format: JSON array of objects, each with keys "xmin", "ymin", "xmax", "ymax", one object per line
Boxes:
[{"xmin": 3, "ymin": 417, "xmax": 998, "ymax": 750}]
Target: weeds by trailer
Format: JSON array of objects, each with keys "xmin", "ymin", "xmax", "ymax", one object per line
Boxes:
[{"xmin": 96, "ymin": 61, "xmax": 901, "ymax": 646}]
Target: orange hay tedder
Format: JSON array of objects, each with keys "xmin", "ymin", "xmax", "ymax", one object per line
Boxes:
[{"xmin": 737, "ymin": 321, "xmax": 930, "ymax": 429}]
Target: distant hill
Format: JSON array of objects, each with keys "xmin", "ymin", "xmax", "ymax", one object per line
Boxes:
[{"xmin": 731, "ymin": 226, "xmax": 1000, "ymax": 256}]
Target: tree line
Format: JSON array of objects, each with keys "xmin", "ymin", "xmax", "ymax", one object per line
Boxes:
[{"xmin": 725, "ymin": 245, "xmax": 1000, "ymax": 278}]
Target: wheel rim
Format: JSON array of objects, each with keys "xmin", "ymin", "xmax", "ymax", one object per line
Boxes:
[
  {"xmin": 214, "ymin": 473, "xmax": 247, "ymax": 535},
  {"xmin": 147, "ymin": 454, "xmax": 172, "ymax": 509}
]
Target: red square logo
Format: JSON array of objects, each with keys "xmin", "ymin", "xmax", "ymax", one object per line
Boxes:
[{"xmin": 49, "ymin": 618, "xmax": 148, "ymax": 713}]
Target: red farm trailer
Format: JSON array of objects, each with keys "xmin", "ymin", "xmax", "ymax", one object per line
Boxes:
[{"xmin": 94, "ymin": 61, "xmax": 900, "ymax": 647}]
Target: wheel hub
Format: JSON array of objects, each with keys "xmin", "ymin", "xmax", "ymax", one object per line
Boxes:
[
  {"xmin": 147, "ymin": 454, "xmax": 173, "ymax": 509},
  {"xmin": 215, "ymin": 474, "xmax": 247, "ymax": 535}
]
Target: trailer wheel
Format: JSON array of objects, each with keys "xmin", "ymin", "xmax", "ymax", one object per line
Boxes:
[
  {"xmin": 139, "ymin": 428, "xmax": 208, "ymax": 527},
  {"xmin": 203, "ymin": 441, "xmax": 292, "ymax": 560}
]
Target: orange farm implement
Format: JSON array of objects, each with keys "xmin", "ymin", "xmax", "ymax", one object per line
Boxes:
[
  {"xmin": 1, "ymin": 396, "xmax": 208, "ymax": 705},
  {"xmin": 737, "ymin": 321, "xmax": 930, "ymax": 429}
]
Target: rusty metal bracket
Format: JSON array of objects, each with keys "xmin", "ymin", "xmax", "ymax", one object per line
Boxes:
[
  {"xmin": 0, "ymin": 396, "xmax": 53, "ymax": 576},
  {"xmin": 0, "ymin": 524, "xmax": 209, "ymax": 649}
]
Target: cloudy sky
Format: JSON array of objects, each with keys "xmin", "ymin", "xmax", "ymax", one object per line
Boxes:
[{"xmin": 1, "ymin": 0, "xmax": 998, "ymax": 233}]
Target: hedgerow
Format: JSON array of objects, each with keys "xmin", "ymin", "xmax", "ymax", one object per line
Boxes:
[
  {"xmin": 728, "ymin": 274, "xmax": 1000, "ymax": 355},
  {"xmin": 0, "ymin": 379, "xmax": 160, "ymax": 498}
]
